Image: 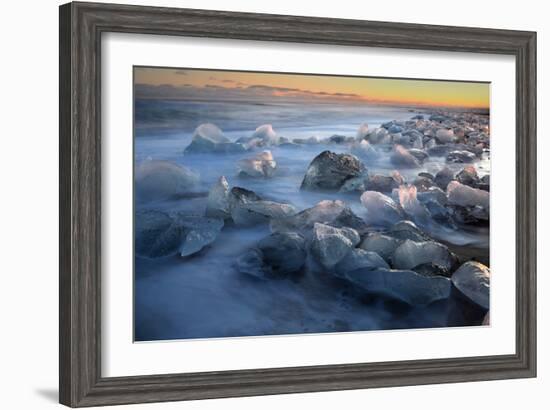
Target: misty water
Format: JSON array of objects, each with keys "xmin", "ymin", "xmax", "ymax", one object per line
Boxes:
[{"xmin": 134, "ymin": 99, "xmax": 489, "ymax": 341}]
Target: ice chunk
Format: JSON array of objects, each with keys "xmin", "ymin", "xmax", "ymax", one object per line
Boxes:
[
  {"xmin": 351, "ymin": 140, "xmax": 380, "ymax": 161},
  {"xmin": 345, "ymin": 268, "xmax": 451, "ymax": 305},
  {"xmin": 456, "ymin": 165, "xmax": 480, "ymax": 187},
  {"xmin": 257, "ymin": 232, "xmax": 307, "ymax": 275},
  {"xmin": 254, "ymin": 124, "xmax": 278, "ymax": 143},
  {"xmin": 273, "ymin": 200, "xmax": 346, "ymax": 231},
  {"xmin": 334, "ymin": 248, "xmax": 389, "ymax": 276},
  {"xmin": 446, "ymin": 150, "xmax": 476, "ymax": 164},
  {"xmin": 228, "ymin": 187, "xmax": 297, "ymax": 226},
  {"xmin": 185, "ymin": 123, "xmax": 231, "ymax": 153},
  {"xmin": 235, "ymin": 248, "xmax": 266, "ymax": 279},
  {"xmin": 434, "ymin": 167, "xmax": 455, "ymax": 190},
  {"xmin": 392, "ymin": 239, "xmax": 455, "ymax": 272},
  {"xmin": 447, "ymin": 181, "xmax": 489, "ymax": 210},
  {"xmin": 390, "ymin": 145, "xmax": 421, "ymax": 168},
  {"xmin": 135, "ymin": 160, "xmax": 199, "ymax": 202},
  {"xmin": 451, "ymin": 261, "xmax": 490, "ymax": 310},
  {"xmin": 388, "ymin": 220, "xmax": 430, "ymax": 242},
  {"xmin": 311, "ymin": 223, "xmax": 360, "ymax": 269},
  {"xmin": 356, "ymin": 123, "xmax": 369, "ymax": 140},
  {"xmin": 178, "ymin": 216, "xmax": 224, "ymax": 257},
  {"xmin": 237, "ymin": 150, "xmax": 277, "ymax": 178},
  {"xmin": 360, "ymin": 233, "xmax": 402, "ymax": 261},
  {"xmin": 232, "ymin": 200, "xmax": 297, "ymax": 226},
  {"xmin": 339, "ymin": 176, "xmax": 366, "ymax": 193},
  {"xmin": 436, "ymin": 128, "xmax": 456, "ymax": 143},
  {"xmin": 398, "ymin": 185, "xmax": 431, "ymax": 226},
  {"xmin": 364, "ymin": 172, "xmax": 402, "ymax": 193},
  {"xmin": 205, "ymin": 176, "xmax": 230, "ymax": 219},
  {"xmin": 300, "ymin": 151, "xmax": 366, "ymax": 191},
  {"xmin": 135, "ymin": 211, "xmax": 223, "ymax": 258},
  {"xmin": 360, "ymin": 191, "xmax": 404, "ymax": 226},
  {"xmin": 135, "ymin": 210, "xmax": 181, "ymax": 258}
]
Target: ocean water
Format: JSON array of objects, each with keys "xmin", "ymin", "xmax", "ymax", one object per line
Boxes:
[{"xmin": 134, "ymin": 99, "xmax": 489, "ymax": 342}]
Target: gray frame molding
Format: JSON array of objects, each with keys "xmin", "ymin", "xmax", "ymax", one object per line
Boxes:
[{"xmin": 59, "ymin": 1, "xmax": 537, "ymax": 407}]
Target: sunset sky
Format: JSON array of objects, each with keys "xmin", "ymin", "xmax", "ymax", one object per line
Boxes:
[{"xmin": 135, "ymin": 66, "xmax": 490, "ymax": 109}]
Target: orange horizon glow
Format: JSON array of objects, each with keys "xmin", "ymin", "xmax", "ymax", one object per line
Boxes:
[{"xmin": 135, "ymin": 67, "xmax": 490, "ymax": 110}]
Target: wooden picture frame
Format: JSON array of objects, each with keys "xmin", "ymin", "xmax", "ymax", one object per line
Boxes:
[{"xmin": 59, "ymin": 1, "xmax": 536, "ymax": 407}]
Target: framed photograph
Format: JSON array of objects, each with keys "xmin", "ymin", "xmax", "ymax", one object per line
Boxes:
[{"xmin": 59, "ymin": 1, "xmax": 536, "ymax": 407}]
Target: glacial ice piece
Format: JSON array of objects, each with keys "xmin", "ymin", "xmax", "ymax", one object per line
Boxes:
[
  {"xmin": 407, "ymin": 148, "xmax": 429, "ymax": 163},
  {"xmin": 257, "ymin": 232, "xmax": 307, "ymax": 275},
  {"xmin": 334, "ymin": 249, "xmax": 389, "ymax": 276},
  {"xmin": 235, "ymin": 248, "xmax": 266, "ymax": 279},
  {"xmin": 417, "ymin": 187, "xmax": 449, "ymax": 221},
  {"xmin": 390, "ymin": 145, "xmax": 421, "ymax": 168},
  {"xmin": 412, "ymin": 175, "xmax": 435, "ymax": 192},
  {"xmin": 237, "ymin": 150, "xmax": 277, "ymax": 178},
  {"xmin": 364, "ymin": 172, "xmax": 402, "ymax": 193},
  {"xmin": 446, "ymin": 150, "xmax": 476, "ymax": 164},
  {"xmin": 251, "ymin": 124, "xmax": 280, "ymax": 146},
  {"xmin": 364, "ymin": 127, "xmax": 389, "ymax": 144},
  {"xmin": 271, "ymin": 199, "xmax": 347, "ymax": 233},
  {"xmin": 402, "ymin": 129, "xmax": 424, "ymax": 148},
  {"xmin": 359, "ymin": 233, "xmax": 402, "ymax": 262},
  {"xmin": 435, "ymin": 128, "xmax": 456, "ymax": 143},
  {"xmin": 135, "ymin": 210, "xmax": 181, "ymax": 258},
  {"xmin": 205, "ymin": 176, "xmax": 230, "ymax": 219},
  {"xmin": 447, "ymin": 181, "xmax": 490, "ymax": 210},
  {"xmin": 228, "ymin": 187, "xmax": 296, "ymax": 226},
  {"xmin": 351, "ymin": 140, "xmax": 380, "ymax": 161},
  {"xmin": 135, "ymin": 211, "xmax": 224, "ymax": 258},
  {"xmin": 135, "ymin": 160, "xmax": 199, "ymax": 202},
  {"xmin": 293, "ymin": 136, "xmax": 319, "ymax": 145},
  {"xmin": 392, "ymin": 239, "xmax": 455, "ymax": 272},
  {"xmin": 388, "ymin": 220, "xmax": 430, "ymax": 242},
  {"xmin": 430, "ymin": 114, "xmax": 449, "ymax": 122},
  {"xmin": 451, "ymin": 261, "xmax": 490, "ymax": 310},
  {"xmin": 360, "ymin": 191, "xmax": 405, "ymax": 226},
  {"xmin": 388, "ymin": 124, "xmax": 404, "ymax": 134},
  {"xmin": 434, "ymin": 167, "xmax": 455, "ymax": 190},
  {"xmin": 178, "ymin": 216, "xmax": 224, "ymax": 257},
  {"xmin": 184, "ymin": 123, "xmax": 231, "ymax": 153},
  {"xmin": 356, "ymin": 123, "xmax": 369, "ymax": 140},
  {"xmin": 344, "ymin": 267, "xmax": 451, "ymax": 305},
  {"xmin": 339, "ymin": 176, "xmax": 366, "ymax": 193},
  {"xmin": 456, "ymin": 165, "xmax": 480, "ymax": 187},
  {"xmin": 329, "ymin": 207, "xmax": 370, "ymax": 234},
  {"xmin": 231, "ymin": 200, "xmax": 297, "ymax": 226},
  {"xmin": 300, "ymin": 151, "xmax": 366, "ymax": 191},
  {"xmin": 398, "ymin": 185, "xmax": 431, "ymax": 226},
  {"xmin": 311, "ymin": 223, "xmax": 360, "ymax": 269},
  {"xmin": 416, "ymin": 186, "xmax": 447, "ymax": 205},
  {"xmin": 329, "ymin": 134, "xmax": 347, "ymax": 144}
]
